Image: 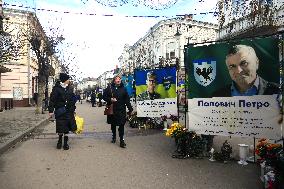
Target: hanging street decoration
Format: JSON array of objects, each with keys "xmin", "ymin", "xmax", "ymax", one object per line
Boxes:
[
  {"xmin": 83, "ymin": 0, "xmax": 179, "ymax": 10},
  {"xmin": 3, "ymin": 2, "xmax": 217, "ymax": 18}
]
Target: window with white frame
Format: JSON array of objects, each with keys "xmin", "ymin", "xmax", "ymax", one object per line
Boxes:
[{"xmin": 166, "ymin": 41, "xmax": 175, "ymax": 59}]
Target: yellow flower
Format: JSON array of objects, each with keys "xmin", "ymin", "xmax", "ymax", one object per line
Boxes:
[
  {"xmin": 166, "ymin": 122, "xmax": 186, "ymax": 137},
  {"xmin": 165, "ymin": 128, "xmax": 173, "ymax": 137}
]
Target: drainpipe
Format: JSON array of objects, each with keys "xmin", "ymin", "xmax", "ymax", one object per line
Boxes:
[
  {"xmin": 27, "ymin": 43, "xmax": 31, "ymax": 106},
  {"xmin": 0, "ymin": 0, "xmax": 3, "ymax": 32},
  {"xmin": 0, "ymin": 0, "xmax": 3, "ymax": 110}
]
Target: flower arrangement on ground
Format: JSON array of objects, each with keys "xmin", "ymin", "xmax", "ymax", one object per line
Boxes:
[
  {"xmin": 128, "ymin": 113, "xmax": 163, "ymax": 129},
  {"xmin": 169, "ymin": 114, "xmax": 179, "ymax": 122},
  {"xmin": 161, "ymin": 115, "xmax": 168, "ymax": 121},
  {"xmin": 256, "ymin": 138, "xmax": 282, "ymax": 166},
  {"xmin": 128, "ymin": 112, "xmax": 140, "ymax": 128},
  {"xmin": 165, "ymin": 122, "xmax": 205, "ymax": 159},
  {"xmin": 165, "ymin": 122, "xmax": 184, "ymax": 138},
  {"xmin": 211, "ymin": 140, "xmax": 233, "ymax": 163},
  {"xmin": 255, "ymin": 138, "xmax": 284, "ymax": 188}
]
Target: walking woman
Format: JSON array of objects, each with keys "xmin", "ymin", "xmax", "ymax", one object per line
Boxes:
[
  {"xmin": 103, "ymin": 75, "xmax": 133, "ymax": 148},
  {"xmin": 48, "ymin": 73, "xmax": 77, "ymax": 150}
]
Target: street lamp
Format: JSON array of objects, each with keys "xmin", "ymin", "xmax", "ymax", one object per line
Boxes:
[
  {"xmin": 174, "ymin": 27, "xmax": 182, "ymax": 39},
  {"xmin": 174, "ymin": 27, "xmax": 182, "ymax": 69},
  {"xmin": 174, "ymin": 27, "xmax": 182, "ymax": 123}
]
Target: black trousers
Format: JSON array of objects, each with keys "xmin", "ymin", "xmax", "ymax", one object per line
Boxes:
[
  {"xmin": 111, "ymin": 124, "xmax": 124, "ymax": 140},
  {"xmin": 91, "ymin": 101, "xmax": 96, "ymax": 107}
]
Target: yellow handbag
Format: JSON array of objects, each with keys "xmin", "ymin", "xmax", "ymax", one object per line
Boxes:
[{"xmin": 75, "ymin": 115, "xmax": 84, "ymax": 134}]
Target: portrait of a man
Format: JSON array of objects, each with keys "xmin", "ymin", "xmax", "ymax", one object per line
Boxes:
[
  {"xmin": 213, "ymin": 44, "xmax": 280, "ymax": 97},
  {"xmin": 136, "ymin": 71, "xmax": 161, "ymax": 101}
]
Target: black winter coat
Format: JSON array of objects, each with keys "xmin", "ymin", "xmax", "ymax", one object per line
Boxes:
[
  {"xmin": 103, "ymin": 82, "xmax": 133, "ymax": 126},
  {"xmin": 48, "ymin": 81, "xmax": 77, "ymax": 133},
  {"xmin": 91, "ymin": 93, "xmax": 96, "ymax": 102}
]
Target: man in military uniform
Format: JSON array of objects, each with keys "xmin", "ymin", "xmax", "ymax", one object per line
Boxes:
[{"xmin": 137, "ymin": 71, "xmax": 161, "ymax": 101}]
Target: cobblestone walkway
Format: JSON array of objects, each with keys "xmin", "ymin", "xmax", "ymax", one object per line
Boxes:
[{"xmin": 0, "ymin": 108, "xmax": 47, "ymax": 144}]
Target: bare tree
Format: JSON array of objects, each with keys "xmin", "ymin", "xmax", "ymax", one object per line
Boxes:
[
  {"xmin": 1, "ymin": 3, "xmax": 26, "ymax": 64},
  {"xmin": 0, "ymin": 30, "xmax": 26, "ymax": 64},
  {"xmin": 26, "ymin": 13, "xmax": 64, "ymax": 113}
]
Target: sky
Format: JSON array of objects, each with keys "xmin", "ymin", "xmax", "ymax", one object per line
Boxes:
[{"xmin": 3, "ymin": 0, "xmax": 218, "ymax": 80}]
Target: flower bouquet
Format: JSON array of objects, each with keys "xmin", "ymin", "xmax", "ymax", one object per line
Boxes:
[
  {"xmin": 255, "ymin": 138, "xmax": 282, "ymax": 166},
  {"xmin": 165, "ymin": 122, "xmax": 185, "ymax": 139},
  {"xmin": 169, "ymin": 114, "xmax": 179, "ymax": 122},
  {"xmin": 256, "ymin": 138, "xmax": 284, "ymax": 188},
  {"xmin": 166, "ymin": 123, "xmax": 204, "ymax": 159},
  {"xmin": 161, "ymin": 115, "xmax": 168, "ymax": 121}
]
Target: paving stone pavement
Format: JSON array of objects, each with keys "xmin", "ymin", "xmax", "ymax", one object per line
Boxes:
[
  {"xmin": 0, "ymin": 102, "xmax": 263, "ymax": 189},
  {"xmin": 0, "ymin": 103, "xmax": 157, "ymax": 155},
  {"xmin": 0, "ymin": 107, "xmax": 49, "ymax": 154}
]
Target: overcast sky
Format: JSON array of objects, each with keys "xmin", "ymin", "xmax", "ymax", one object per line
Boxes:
[{"xmin": 4, "ymin": 0, "xmax": 218, "ymax": 80}]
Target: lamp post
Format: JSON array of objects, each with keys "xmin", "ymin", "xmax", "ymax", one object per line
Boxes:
[
  {"xmin": 174, "ymin": 27, "xmax": 182, "ymax": 123},
  {"xmin": 174, "ymin": 27, "xmax": 182, "ymax": 67}
]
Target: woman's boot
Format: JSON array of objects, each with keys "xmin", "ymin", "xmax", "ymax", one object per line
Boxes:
[
  {"xmin": 57, "ymin": 134, "xmax": 63, "ymax": 149},
  {"xmin": 120, "ymin": 139, "xmax": 126, "ymax": 148},
  {"xmin": 111, "ymin": 137, "xmax": 116, "ymax": 143},
  {"xmin": 63, "ymin": 136, "xmax": 69, "ymax": 150}
]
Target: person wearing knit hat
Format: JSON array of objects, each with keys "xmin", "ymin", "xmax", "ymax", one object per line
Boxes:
[
  {"xmin": 48, "ymin": 72, "xmax": 76, "ymax": 150},
  {"xmin": 59, "ymin": 73, "xmax": 70, "ymax": 83}
]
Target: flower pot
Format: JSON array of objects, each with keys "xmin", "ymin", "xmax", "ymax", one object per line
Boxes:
[
  {"xmin": 238, "ymin": 144, "xmax": 249, "ymax": 165},
  {"xmin": 163, "ymin": 120, "xmax": 168, "ymax": 131}
]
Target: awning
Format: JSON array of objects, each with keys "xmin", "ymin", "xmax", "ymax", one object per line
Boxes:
[{"xmin": 0, "ymin": 65, "xmax": 12, "ymax": 73}]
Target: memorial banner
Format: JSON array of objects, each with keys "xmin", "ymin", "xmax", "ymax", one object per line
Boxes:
[
  {"xmin": 185, "ymin": 37, "xmax": 281, "ymax": 139},
  {"xmin": 121, "ymin": 74, "xmax": 135, "ymax": 97},
  {"xmin": 187, "ymin": 95, "xmax": 282, "ymax": 139},
  {"xmin": 137, "ymin": 98, "xmax": 177, "ymax": 117},
  {"xmin": 135, "ymin": 67, "xmax": 177, "ymax": 117},
  {"xmin": 186, "ymin": 37, "xmax": 280, "ymax": 98}
]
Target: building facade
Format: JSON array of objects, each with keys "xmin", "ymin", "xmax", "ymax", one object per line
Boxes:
[
  {"xmin": 0, "ymin": 8, "xmax": 60, "ymax": 107},
  {"xmin": 77, "ymin": 77, "xmax": 98, "ymax": 92},
  {"xmin": 217, "ymin": 0, "xmax": 284, "ymax": 40},
  {"xmin": 97, "ymin": 70, "xmax": 114, "ymax": 89},
  {"xmin": 119, "ymin": 15, "xmax": 218, "ymax": 74},
  {"xmin": 0, "ymin": 65, "xmax": 11, "ymax": 110}
]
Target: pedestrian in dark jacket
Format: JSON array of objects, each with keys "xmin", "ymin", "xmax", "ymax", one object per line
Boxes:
[
  {"xmin": 103, "ymin": 75, "xmax": 133, "ymax": 148},
  {"xmin": 91, "ymin": 92, "xmax": 97, "ymax": 107},
  {"xmin": 48, "ymin": 73, "xmax": 77, "ymax": 150},
  {"xmin": 98, "ymin": 92, "xmax": 103, "ymax": 107}
]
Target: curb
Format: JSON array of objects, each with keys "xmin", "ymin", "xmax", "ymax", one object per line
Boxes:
[{"xmin": 0, "ymin": 117, "xmax": 50, "ymax": 155}]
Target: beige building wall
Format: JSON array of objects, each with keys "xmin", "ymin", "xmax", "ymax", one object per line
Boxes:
[
  {"xmin": 1, "ymin": 9, "xmax": 36, "ymax": 106},
  {"xmin": 1, "ymin": 8, "xmax": 58, "ymax": 107}
]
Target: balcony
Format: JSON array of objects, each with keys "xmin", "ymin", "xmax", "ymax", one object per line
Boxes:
[{"xmin": 218, "ymin": 4, "xmax": 283, "ymax": 39}]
